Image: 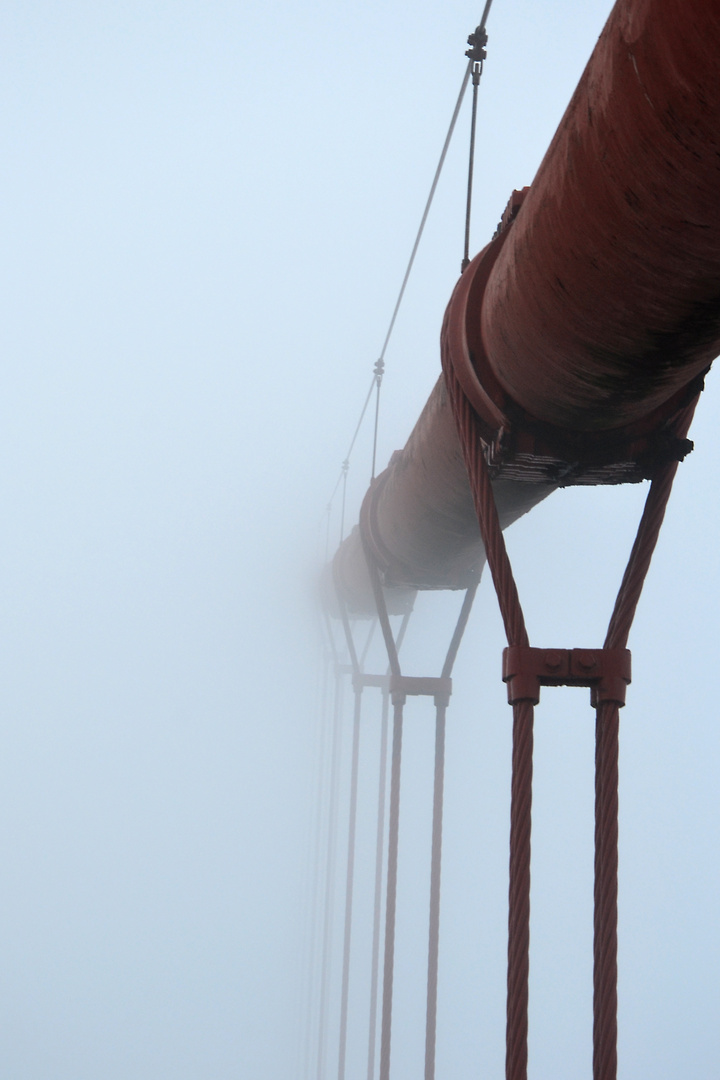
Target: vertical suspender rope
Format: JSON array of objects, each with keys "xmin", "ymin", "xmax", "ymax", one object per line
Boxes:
[
  {"xmin": 325, "ymin": 0, "xmax": 495, "ymax": 529},
  {"xmin": 304, "ymin": 636, "xmax": 334, "ymax": 1080},
  {"xmin": 367, "ymin": 683, "xmax": 391, "ymax": 1080},
  {"xmin": 461, "ymin": 21, "xmax": 488, "ymax": 273},
  {"xmin": 455, "ymin": 393, "xmax": 532, "ymax": 1080},
  {"xmin": 442, "ymin": 364, "xmax": 535, "ymax": 1080},
  {"xmin": 317, "ymin": 665, "xmax": 347, "ymax": 1080},
  {"xmin": 340, "ymin": 461, "xmax": 350, "ymax": 544},
  {"xmin": 337, "ymin": 681, "xmax": 363, "ymax": 1080},
  {"xmin": 371, "ymin": 359, "xmax": 385, "ymax": 483},
  {"xmin": 335, "ymin": 604, "xmax": 366, "ymax": 1080},
  {"xmin": 321, "ymin": 11, "xmax": 496, "ymax": 1076},
  {"xmin": 379, "ymin": 689, "xmax": 405, "ymax": 1080},
  {"xmin": 443, "ymin": 335, "xmax": 692, "ymax": 1080},
  {"xmin": 461, "ymin": 62, "xmax": 481, "ymax": 272},
  {"xmin": 367, "ymin": 613, "xmax": 412, "ymax": 1080},
  {"xmin": 337, "ymin": 603, "xmax": 401, "ymax": 1080},
  {"xmin": 359, "ymin": 534, "xmax": 403, "ymax": 1080},
  {"xmin": 592, "ymin": 459, "xmax": 679, "ymax": 1080},
  {"xmin": 376, "ymin": 0, "xmax": 494, "ymax": 355},
  {"xmin": 362, "ymin": 523, "xmax": 479, "ymax": 1080},
  {"xmin": 424, "ymin": 581, "xmax": 479, "ymax": 1080},
  {"xmin": 424, "ymin": 697, "xmax": 448, "ymax": 1080}
]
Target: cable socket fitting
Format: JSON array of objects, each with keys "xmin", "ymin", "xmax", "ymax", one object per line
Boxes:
[{"xmin": 466, "ymin": 26, "xmax": 488, "ymax": 62}]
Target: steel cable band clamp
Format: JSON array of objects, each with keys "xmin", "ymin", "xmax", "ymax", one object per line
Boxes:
[{"xmin": 502, "ymin": 646, "xmax": 632, "ymax": 707}]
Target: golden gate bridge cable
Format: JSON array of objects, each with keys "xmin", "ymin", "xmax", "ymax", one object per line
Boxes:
[
  {"xmin": 316, "ymin": 646, "xmax": 345, "ymax": 1079},
  {"xmin": 302, "ymin": 629, "xmax": 334, "ymax": 1080}
]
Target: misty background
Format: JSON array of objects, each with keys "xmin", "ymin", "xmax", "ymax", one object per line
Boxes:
[{"xmin": 0, "ymin": 0, "xmax": 717, "ymax": 1077}]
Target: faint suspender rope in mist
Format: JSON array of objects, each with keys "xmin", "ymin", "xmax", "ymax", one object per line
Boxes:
[
  {"xmin": 325, "ymin": 0, "xmax": 493, "ymax": 543},
  {"xmin": 310, "ymin": 6, "xmax": 495, "ymax": 1079}
]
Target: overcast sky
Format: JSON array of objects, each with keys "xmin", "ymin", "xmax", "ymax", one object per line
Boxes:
[{"xmin": 0, "ymin": 1, "xmax": 717, "ymax": 1078}]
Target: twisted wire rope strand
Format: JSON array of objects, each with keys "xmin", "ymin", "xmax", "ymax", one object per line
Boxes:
[
  {"xmin": 379, "ymin": 697, "xmax": 405, "ymax": 1080},
  {"xmin": 425, "ymin": 582, "xmax": 478, "ymax": 1080},
  {"xmin": 452, "ymin": 384, "xmax": 529, "ymax": 648},
  {"xmin": 442, "ymin": 357, "xmax": 533, "ymax": 1080},
  {"xmin": 605, "ymin": 461, "xmax": 678, "ymax": 651},
  {"xmin": 337, "ymin": 686, "xmax": 364, "ymax": 1080},
  {"xmin": 367, "ymin": 687, "xmax": 391, "ymax": 1080},
  {"xmin": 593, "ymin": 701, "xmax": 619, "ymax": 1080},
  {"xmin": 317, "ymin": 671, "xmax": 346, "ymax": 1079},
  {"xmin": 303, "ymin": 641, "xmax": 334, "ymax": 1080},
  {"xmin": 592, "ymin": 459, "xmax": 678, "ymax": 1079},
  {"xmin": 506, "ymin": 699, "xmax": 534, "ymax": 1080}
]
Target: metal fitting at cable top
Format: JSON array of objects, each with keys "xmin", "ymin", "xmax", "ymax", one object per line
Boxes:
[
  {"xmin": 373, "ymin": 357, "xmax": 385, "ymax": 385},
  {"xmin": 466, "ymin": 26, "xmax": 488, "ymax": 63}
]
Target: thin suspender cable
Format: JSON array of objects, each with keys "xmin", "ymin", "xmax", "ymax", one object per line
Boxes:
[
  {"xmin": 377, "ymin": 0, "xmax": 498, "ymax": 362},
  {"xmin": 340, "ymin": 462, "xmax": 350, "ymax": 544},
  {"xmin": 324, "ymin": 505, "xmax": 332, "ymax": 563},
  {"xmin": 367, "ymin": 684, "xmax": 391, "ymax": 1080},
  {"xmin": 379, "ymin": 693, "xmax": 405, "ymax": 1080},
  {"xmin": 326, "ymin": 0, "xmax": 496, "ymax": 518},
  {"xmin": 461, "ymin": 60, "xmax": 483, "ymax": 272},
  {"xmin": 378, "ymin": 67, "xmax": 471, "ymax": 366},
  {"xmin": 361, "ymin": 618, "xmax": 378, "ymax": 669},
  {"xmin": 593, "ymin": 461, "xmax": 679, "ymax": 1080},
  {"xmin": 362, "ymin": 538, "xmax": 402, "ymax": 679},
  {"xmin": 425, "ymin": 582, "xmax": 479, "ymax": 1080},
  {"xmin": 460, "ymin": 3, "xmax": 492, "ymax": 270},
  {"xmin": 338, "ymin": 683, "xmax": 364, "ymax": 1080},
  {"xmin": 367, "ymin": 611, "xmax": 412, "ymax": 1080},
  {"xmin": 334, "ymin": 596, "xmax": 365, "ymax": 1080},
  {"xmin": 323, "ymin": 13, "xmax": 497, "ymax": 1075},
  {"xmin": 317, "ymin": 668, "xmax": 346, "ymax": 1080},
  {"xmin": 357, "ymin": 549, "xmax": 408, "ymax": 1080},
  {"xmin": 371, "ymin": 359, "xmax": 384, "ymax": 482},
  {"xmin": 367, "ymin": 542, "xmax": 480, "ymax": 1080},
  {"xmin": 441, "ymin": 580, "xmax": 479, "ymax": 681},
  {"xmin": 424, "ymin": 698, "xmax": 448, "ymax": 1080},
  {"xmin": 506, "ymin": 698, "xmax": 534, "ymax": 1080},
  {"xmin": 344, "ymin": 378, "xmax": 378, "ymax": 484},
  {"xmin": 303, "ymin": 640, "xmax": 333, "ymax": 1080},
  {"xmin": 442, "ymin": 361, "xmax": 532, "ymax": 1080}
]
